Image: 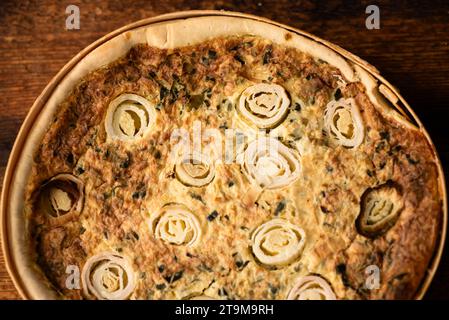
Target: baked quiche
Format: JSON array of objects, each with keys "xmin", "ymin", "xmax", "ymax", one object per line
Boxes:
[{"xmin": 12, "ymin": 16, "xmax": 444, "ymax": 300}]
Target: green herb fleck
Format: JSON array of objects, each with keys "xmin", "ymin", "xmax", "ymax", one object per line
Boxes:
[
  {"xmin": 268, "ymin": 283, "xmax": 278, "ymax": 295},
  {"xmin": 234, "ymin": 54, "xmax": 245, "ymax": 65},
  {"xmin": 66, "ymin": 153, "xmax": 74, "ymax": 165},
  {"xmin": 320, "ymin": 206, "xmax": 330, "ymax": 214},
  {"xmin": 274, "ymin": 200, "xmax": 286, "ymax": 216},
  {"xmin": 262, "ymin": 47, "xmax": 272, "ymax": 65},
  {"xmin": 160, "ymin": 86, "xmax": 169, "ymax": 101},
  {"xmin": 208, "ymin": 50, "xmax": 217, "ymax": 59},
  {"xmin": 207, "ymin": 210, "xmax": 219, "ymax": 221},
  {"xmin": 380, "ymin": 131, "xmax": 390, "ymax": 140},
  {"xmin": 189, "ymin": 192, "xmax": 205, "ymax": 205},
  {"xmin": 120, "ymin": 158, "xmax": 130, "ymax": 168},
  {"xmin": 164, "ymin": 270, "xmax": 184, "ymax": 284},
  {"xmin": 406, "ymin": 154, "xmax": 419, "ymax": 165},
  {"xmin": 156, "ymin": 283, "xmax": 166, "ymax": 290},
  {"xmin": 76, "ymin": 166, "xmax": 85, "ymax": 175}
]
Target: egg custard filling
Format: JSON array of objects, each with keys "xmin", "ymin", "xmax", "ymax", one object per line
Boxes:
[{"xmin": 25, "ymin": 33, "xmax": 442, "ymax": 300}]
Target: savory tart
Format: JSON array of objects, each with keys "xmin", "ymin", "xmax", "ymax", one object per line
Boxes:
[{"xmin": 5, "ymin": 15, "xmax": 444, "ymax": 300}]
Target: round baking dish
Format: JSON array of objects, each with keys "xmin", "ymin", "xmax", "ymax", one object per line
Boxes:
[{"xmin": 1, "ymin": 10, "xmax": 446, "ymax": 300}]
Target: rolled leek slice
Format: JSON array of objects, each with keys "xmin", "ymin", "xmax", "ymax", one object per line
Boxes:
[
  {"xmin": 251, "ymin": 218, "xmax": 305, "ymax": 266},
  {"xmin": 37, "ymin": 173, "xmax": 84, "ymax": 222},
  {"xmin": 356, "ymin": 184, "xmax": 403, "ymax": 238},
  {"xmin": 81, "ymin": 252, "xmax": 135, "ymax": 300},
  {"xmin": 287, "ymin": 275, "xmax": 337, "ymax": 300},
  {"xmin": 237, "ymin": 83, "xmax": 290, "ymax": 129},
  {"xmin": 324, "ymin": 98, "xmax": 364, "ymax": 147},
  {"xmin": 105, "ymin": 93, "xmax": 156, "ymax": 142},
  {"xmin": 150, "ymin": 204, "xmax": 202, "ymax": 247},
  {"xmin": 175, "ymin": 152, "xmax": 215, "ymax": 187},
  {"xmin": 241, "ymin": 137, "xmax": 301, "ymax": 189}
]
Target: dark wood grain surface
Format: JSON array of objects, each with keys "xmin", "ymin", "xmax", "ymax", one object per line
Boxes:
[{"xmin": 0, "ymin": 0, "xmax": 448, "ymax": 300}]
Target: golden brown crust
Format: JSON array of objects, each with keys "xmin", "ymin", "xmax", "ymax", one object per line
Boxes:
[{"xmin": 21, "ymin": 34, "xmax": 442, "ymax": 300}]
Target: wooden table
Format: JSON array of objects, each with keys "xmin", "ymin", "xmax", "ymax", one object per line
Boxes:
[{"xmin": 0, "ymin": 0, "xmax": 448, "ymax": 300}]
